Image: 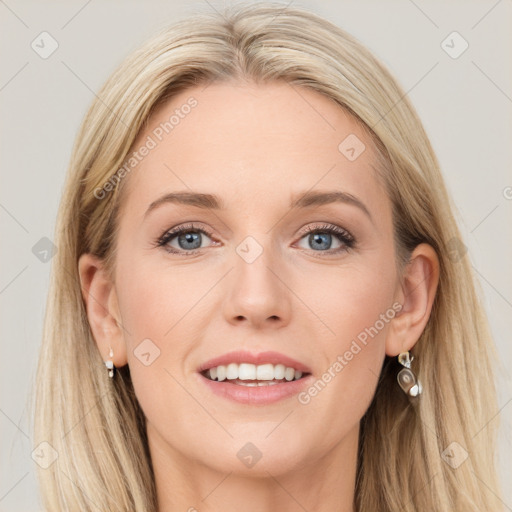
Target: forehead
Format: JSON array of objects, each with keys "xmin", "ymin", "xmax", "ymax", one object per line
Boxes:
[{"xmin": 120, "ymin": 80, "xmax": 385, "ymax": 218}]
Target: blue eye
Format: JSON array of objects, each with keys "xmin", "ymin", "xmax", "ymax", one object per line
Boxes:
[
  {"xmin": 157, "ymin": 223, "xmax": 215, "ymax": 254},
  {"xmin": 296, "ymin": 224, "xmax": 355, "ymax": 253},
  {"xmin": 156, "ymin": 222, "xmax": 356, "ymax": 255}
]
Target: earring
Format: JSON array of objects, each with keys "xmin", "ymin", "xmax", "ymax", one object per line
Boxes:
[
  {"xmin": 104, "ymin": 346, "xmax": 115, "ymax": 378},
  {"xmin": 397, "ymin": 351, "xmax": 422, "ymax": 397}
]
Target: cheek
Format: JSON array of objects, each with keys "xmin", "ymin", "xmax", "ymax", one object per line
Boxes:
[
  {"xmin": 306, "ymin": 254, "xmax": 397, "ymax": 348},
  {"xmin": 113, "ymin": 253, "xmax": 213, "ymax": 421},
  {"xmin": 115, "ymin": 252, "xmax": 207, "ymax": 341},
  {"xmin": 295, "ymin": 259, "xmax": 396, "ymax": 420},
  {"xmin": 335, "ymin": 278, "xmax": 395, "ymax": 352}
]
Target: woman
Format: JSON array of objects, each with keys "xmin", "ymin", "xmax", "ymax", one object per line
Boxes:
[{"xmin": 33, "ymin": 2, "xmax": 505, "ymax": 510}]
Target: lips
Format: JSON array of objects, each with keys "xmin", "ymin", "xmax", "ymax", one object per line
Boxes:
[{"xmin": 196, "ymin": 350, "xmax": 313, "ymax": 404}]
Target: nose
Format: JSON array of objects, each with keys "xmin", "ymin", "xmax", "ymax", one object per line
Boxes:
[{"xmin": 222, "ymin": 244, "xmax": 292, "ymax": 330}]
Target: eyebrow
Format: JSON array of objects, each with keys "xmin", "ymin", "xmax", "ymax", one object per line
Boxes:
[{"xmin": 144, "ymin": 189, "xmax": 372, "ymax": 222}]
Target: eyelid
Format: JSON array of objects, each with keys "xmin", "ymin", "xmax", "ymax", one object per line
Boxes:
[{"xmin": 298, "ymin": 222, "xmax": 354, "ymax": 240}]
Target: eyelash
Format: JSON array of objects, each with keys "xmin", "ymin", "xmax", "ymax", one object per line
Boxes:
[{"xmin": 155, "ymin": 222, "xmax": 356, "ymax": 256}]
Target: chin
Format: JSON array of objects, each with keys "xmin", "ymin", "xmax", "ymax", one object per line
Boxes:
[{"xmin": 198, "ymin": 435, "xmax": 310, "ymax": 477}]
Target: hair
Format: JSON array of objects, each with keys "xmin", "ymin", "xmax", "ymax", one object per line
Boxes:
[{"xmin": 32, "ymin": 2, "xmax": 504, "ymax": 510}]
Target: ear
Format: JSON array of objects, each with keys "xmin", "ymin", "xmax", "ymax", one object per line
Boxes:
[
  {"xmin": 78, "ymin": 253, "xmax": 127, "ymax": 368},
  {"xmin": 386, "ymin": 243, "xmax": 440, "ymax": 357}
]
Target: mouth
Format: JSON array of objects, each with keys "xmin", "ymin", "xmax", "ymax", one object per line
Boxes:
[
  {"xmin": 197, "ymin": 351, "xmax": 313, "ymax": 404},
  {"xmin": 201, "ymin": 363, "xmax": 310, "ymax": 386}
]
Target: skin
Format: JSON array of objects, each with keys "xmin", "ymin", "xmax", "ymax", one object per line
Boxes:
[{"xmin": 79, "ymin": 80, "xmax": 439, "ymax": 512}]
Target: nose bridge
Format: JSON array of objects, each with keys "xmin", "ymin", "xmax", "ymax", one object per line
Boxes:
[{"xmin": 223, "ymin": 232, "xmax": 291, "ymax": 327}]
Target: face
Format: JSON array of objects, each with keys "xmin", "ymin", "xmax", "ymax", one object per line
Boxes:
[{"xmin": 109, "ymin": 80, "xmax": 400, "ymax": 476}]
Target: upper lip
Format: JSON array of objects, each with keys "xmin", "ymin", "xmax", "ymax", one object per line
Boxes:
[{"xmin": 198, "ymin": 350, "xmax": 312, "ymax": 374}]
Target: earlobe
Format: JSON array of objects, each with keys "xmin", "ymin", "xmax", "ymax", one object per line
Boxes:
[
  {"xmin": 385, "ymin": 243, "xmax": 440, "ymax": 357},
  {"xmin": 78, "ymin": 253, "xmax": 128, "ymax": 368}
]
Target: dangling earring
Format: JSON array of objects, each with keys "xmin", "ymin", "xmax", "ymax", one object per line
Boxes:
[
  {"xmin": 104, "ymin": 346, "xmax": 115, "ymax": 378},
  {"xmin": 397, "ymin": 351, "xmax": 422, "ymax": 397}
]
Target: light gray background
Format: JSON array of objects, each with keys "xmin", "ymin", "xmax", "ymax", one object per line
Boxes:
[{"xmin": 1, "ymin": 1, "xmax": 511, "ymax": 510}]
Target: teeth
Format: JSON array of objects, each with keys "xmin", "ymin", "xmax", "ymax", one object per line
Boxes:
[
  {"xmin": 205, "ymin": 363, "xmax": 305, "ymax": 383},
  {"xmin": 274, "ymin": 364, "xmax": 285, "ymax": 379},
  {"xmin": 217, "ymin": 365, "xmax": 226, "ymax": 382},
  {"xmin": 236, "ymin": 380, "xmax": 280, "ymax": 387},
  {"xmin": 226, "ymin": 363, "xmax": 238, "ymax": 380},
  {"xmin": 239, "ymin": 363, "xmax": 256, "ymax": 380},
  {"xmin": 256, "ymin": 363, "xmax": 274, "ymax": 380}
]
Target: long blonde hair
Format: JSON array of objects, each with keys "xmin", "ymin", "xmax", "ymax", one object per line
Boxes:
[{"xmin": 32, "ymin": 2, "xmax": 504, "ymax": 510}]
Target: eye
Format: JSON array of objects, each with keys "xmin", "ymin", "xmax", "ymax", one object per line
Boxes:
[
  {"xmin": 156, "ymin": 223, "xmax": 216, "ymax": 254},
  {"xmin": 155, "ymin": 222, "xmax": 356, "ymax": 256},
  {"xmin": 296, "ymin": 223, "xmax": 356, "ymax": 254}
]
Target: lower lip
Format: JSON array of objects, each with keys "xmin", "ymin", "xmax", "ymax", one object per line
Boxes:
[{"xmin": 198, "ymin": 373, "xmax": 314, "ymax": 405}]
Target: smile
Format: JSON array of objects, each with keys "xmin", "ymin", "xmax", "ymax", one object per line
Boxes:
[{"xmin": 202, "ymin": 362, "xmax": 307, "ymax": 386}]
